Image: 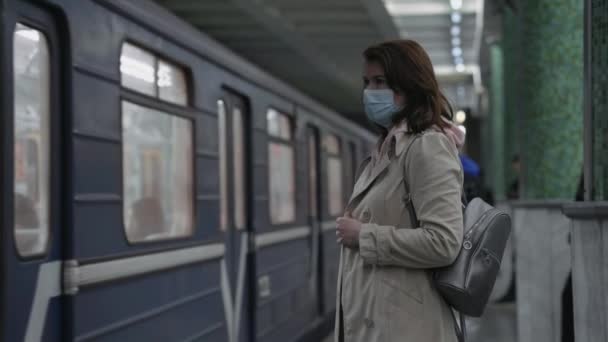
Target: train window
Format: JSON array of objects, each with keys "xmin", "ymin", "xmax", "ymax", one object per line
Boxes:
[
  {"xmin": 267, "ymin": 109, "xmax": 295, "ymax": 224},
  {"xmin": 120, "ymin": 43, "xmax": 156, "ymax": 96},
  {"xmin": 218, "ymin": 100, "xmax": 228, "ymax": 231},
  {"xmin": 13, "ymin": 23, "xmax": 50, "ymax": 257},
  {"xmin": 325, "ymin": 134, "xmax": 343, "ymax": 216},
  {"xmin": 122, "ymin": 101, "xmax": 194, "ymax": 242},
  {"xmin": 157, "ymin": 60, "xmax": 187, "ymax": 105},
  {"xmin": 120, "ymin": 43, "xmax": 188, "ymax": 105},
  {"xmin": 324, "ymin": 134, "xmax": 340, "ymax": 155},
  {"xmin": 232, "ymin": 107, "xmax": 246, "ymax": 229},
  {"xmin": 267, "ymin": 108, "xmax": 291, "ymax": 140}
]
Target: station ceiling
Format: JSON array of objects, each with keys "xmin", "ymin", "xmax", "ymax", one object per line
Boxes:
[{"xmin": 154, "ymin": 0, "xmax": 482, "ymax": 128}]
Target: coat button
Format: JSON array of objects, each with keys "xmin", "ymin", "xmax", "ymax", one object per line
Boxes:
[
  {"xmin": 361, "ymin": 210, "xmax": 371, "ymax": 222},
  {"xmin": 364, "ymin": 318, "xmax": 374, "ymax": 328}
]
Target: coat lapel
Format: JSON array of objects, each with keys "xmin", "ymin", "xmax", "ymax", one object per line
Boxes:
[{"xmin": 347, "ymin": 154, "xmax": 391, "ymax": 208}]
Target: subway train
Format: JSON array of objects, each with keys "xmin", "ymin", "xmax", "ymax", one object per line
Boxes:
[{"xmin": 1, "ymin": 0, "xmax": 377, "ymax": 341}]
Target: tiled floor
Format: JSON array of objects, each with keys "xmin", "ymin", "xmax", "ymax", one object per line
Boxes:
[{"xmin": 322, "ymin": 303, "xmax": 517, "ymax": 342}]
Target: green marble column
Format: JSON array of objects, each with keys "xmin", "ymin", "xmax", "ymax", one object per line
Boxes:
[
  {"xmin": 489, "ymin": 44, "xmax": 506, "ymax": 200},
  {"xmin": 519, "ymin": 0, "xmax": 584, "ymax": 199},
  {"xmin": 591, "ymin": 0, "xmax": 608, "ymax": 200}
]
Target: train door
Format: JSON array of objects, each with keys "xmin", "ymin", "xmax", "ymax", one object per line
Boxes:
[
  {"xmin": 1, "ymin": 2, "xmax": 64, "ymax": 341},
  {"xmin": 218, "ymin": 90, "xmax": 251, "ymax": 342},
  {"xmin": 306, "ymin": 126, "xmax": 323, "ymax": 315}
]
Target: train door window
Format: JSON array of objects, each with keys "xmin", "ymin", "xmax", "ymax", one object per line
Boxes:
[
  {"xmin": 13, "ymin": 23, "xmax": 51, "ymax": 257},
  {"xmin": 218, "ymin": 100, "xmax": 229, "ymax": 231},
  {"xmin": 232, "ymin": 107, "xmax": 245, "ymax": 229},
  {"xmin": 218, "ymin": 99, "xmax": 247, "ymax": 230},
  {"xmin": 325, "ymin": 134, "xmax": 343, "ymax": 216},
  {"xmin": 267, "ymin": 109, "xmax": 295, "ymax": 224},
  {"xmin": 122, "ymin": 102, "xmax": 194, "ymax": 242}
]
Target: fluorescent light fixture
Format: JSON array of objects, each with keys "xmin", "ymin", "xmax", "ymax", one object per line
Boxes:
[
  {"xmin": 452, "ymin": 37, "xmax": 462, "ymax": 46},
  {"xmin": 383, "ymin": 0, "xmax": 477, "ymax": 15},
  {"xmin": 385, "ymin": 2, "xmax": 451, "ymax": 16},
  {"xmin": 456, "ymin": 64, "xmax": 466, "ymax": 72},
  {"xmin": 456, "ymin": 110, "xmax": 467, "ymax": 124},
  {"xmin": 451, "ymin": 25, "xmax": 461, "ymax": 36},
  {"xmin": 452, "ymin": 47, "xmax": 463, "ymax": 57},
  {"xmin": 454, "ymin": 57, "xmax": 464, "ymax": 65},
  {"xmin": 450, "ymin": 0, "xmax": 463, "ymax": 10},
  {"xmin": 16, "ymin": 29, "xmax": 40, "ymax": 42},
  {"xmin": 451, "ymin": 12, "xmax": 462, "ymax": 23}
]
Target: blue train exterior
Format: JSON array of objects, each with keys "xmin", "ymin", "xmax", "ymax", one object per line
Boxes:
[{"xmin": 0, "ymin": 0, "xmax": 376, "ymax": 341}]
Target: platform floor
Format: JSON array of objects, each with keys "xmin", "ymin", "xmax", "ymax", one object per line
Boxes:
[{"xmin": 322, "ymin": 303, "xmax": 516, "ymax": 342}]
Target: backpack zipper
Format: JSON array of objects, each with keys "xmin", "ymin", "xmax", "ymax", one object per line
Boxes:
[{"xmin": 462, "ymin": 210, "xmax": 500, "ymax": 250}]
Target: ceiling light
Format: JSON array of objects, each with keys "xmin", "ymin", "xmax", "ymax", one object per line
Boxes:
[
  {"xmin": 452, "ymin": 37, "xmax": 461, "ymax": 46},
  {"xmin": 450, "ymin": 0, "xmax": 463, "ymax": 10},
  {"xmin": 456, "ymin": 64, "xmax": 466, "ymax": 72},
  {"xmin": 452, "ymin": 47, "xmax": 463, "ymax": 57},
  {"xmin": 451, "ymin": 25, "xmax": 461, "ymax": 36},
  {"xmin": 456, "ymin": 110, "xmax": 467, "ymax": 124},
  {"xmin": 451, "ymin": 12, "xmax": 462, "ymax": 23}
]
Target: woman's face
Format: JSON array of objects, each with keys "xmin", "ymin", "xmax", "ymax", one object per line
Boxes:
[{"xmin": 363, "ymin": 61, "xmax": 406, "ymax": 107}]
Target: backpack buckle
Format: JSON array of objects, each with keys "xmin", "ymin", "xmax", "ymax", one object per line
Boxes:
[{"xmin": 463, "ymin": 240, "xmax": 473, "ymax": 250}]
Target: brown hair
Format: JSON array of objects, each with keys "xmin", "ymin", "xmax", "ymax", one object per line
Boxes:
[{"xmin": 363, "ymin": 40, "xmax": 453, "ymax": 134}]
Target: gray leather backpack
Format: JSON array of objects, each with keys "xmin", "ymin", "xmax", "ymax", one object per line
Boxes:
[{"xmin": 403, "ymin": 136, "xmax": 512, "ymax": 341}]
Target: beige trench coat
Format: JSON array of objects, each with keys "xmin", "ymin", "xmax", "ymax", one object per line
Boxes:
[{"xmin": 334, "ymin": 131, "xmax": 464, "ymax": 342}]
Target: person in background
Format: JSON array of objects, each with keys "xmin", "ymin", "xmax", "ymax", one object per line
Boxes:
[
  {"xmin": 334, "ymin": 40, "xmax": 465, "ymax": 342},
  {"xmin": 460, "ymin": 153, "xmax": 481, "ymax": 201}
]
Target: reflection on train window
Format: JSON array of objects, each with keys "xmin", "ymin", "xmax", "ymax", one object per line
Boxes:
[
  {"xmin": 267, "ymin": 109, "xmax": 295, "ymax": 224},
  {"xmin": 218, "ymin": 100, "xmax": 228, "ymax": 231},
  {"xmin": 13, "ymin": 23, "xmax": 50, "ymax": 257},
  {"xmin": 120, "ymin": 43, "xmax": 188, "ymax": 105},
  {"xmin": 232, "ymin": 107, "xmax": 246, "ymax": 229},
  {"xmin": 325, "ymin": 134, "xmax": 343, "ymax": 216},
  {"xmin": 122, "ymin": 101, "xmax": 194, "ymax": 242}
]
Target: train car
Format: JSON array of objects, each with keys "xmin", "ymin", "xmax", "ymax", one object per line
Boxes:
[{"xmin": 0, "ymin": 0, "xmax": 376, "ymax": 341}]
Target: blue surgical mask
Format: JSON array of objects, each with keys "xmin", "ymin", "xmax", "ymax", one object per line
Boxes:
[{"xmin": 363, "ymin": 89, "xmax": 404, "ymax": 128}]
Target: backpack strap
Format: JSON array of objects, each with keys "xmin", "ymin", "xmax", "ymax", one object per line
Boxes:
[
  {"xmin": 401, "ymin": 134, "xmax": 422, "ymax": 227},
  {"xmin": 400, "ymin": 133, "xmax": 466, "ymax": 342}
]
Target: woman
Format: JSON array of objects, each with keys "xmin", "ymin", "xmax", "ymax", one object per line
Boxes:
[{"xmin": 334, "ymin": 40, "xmax": 465, "ymax": 342}]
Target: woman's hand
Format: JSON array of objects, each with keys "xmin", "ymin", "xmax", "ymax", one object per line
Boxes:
[{"xmin": 336, "ymin": 214, "xmax": 362, "ymax": 249}]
